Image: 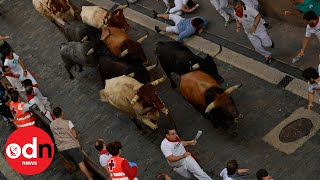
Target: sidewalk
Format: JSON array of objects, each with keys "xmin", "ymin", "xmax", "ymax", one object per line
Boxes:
[{"xmin": 121, "ymin": 0, "xmax": 320, "ymax": 71}]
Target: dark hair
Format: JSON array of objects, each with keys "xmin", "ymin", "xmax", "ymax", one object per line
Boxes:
[
  {"xmin": 303, "ymin": 11, "xmax": 318, "ymax": 21},
  {"xmin": 4, "ymin": 48, "xmax": 13, "ymax": 56},
  {"xmin": 165, "ymin": 126, "xmax": 176, "ymax": 135},
  {"xmin": 2, "ymin": 65, "xmax": 9, "ymax": 73},
  {"xmin": 227, "ymin": 160, "xmax": 239, "ymax": 175},
  {"xmin": 233, "ymin": 0, "xmax": 242, "ymax": 6},
  {"xmin": 10, "ymin": 90, "xmax": 20, "ymax": 102},
  {"xmin": 256, "ymin": 169, "xmax": 269, "ymax": 180},
  {"xmin": 53, "ymin": 107, "xmax": 63, "ymax": 118},
  {"xmin": 7, "ymin": 88, "xmax": 15, "ymax": 95},
  {"xmin": 25, "ymin": 86, "xmax": 34, "ymax": 95},
  {"xmin": 95, "ymin": 139, "xmax": 105, "ymax": 151},
  {"xmin": 302, "ymin": 67, "xmax": 319, "ymax": 80},
  {"xmin": 156, "ymin": 173, "xmax": 167, "ymax": 180},
  {"xmin": 191, "ymin": 18, "xmax": 204, "ymax": 27},
  {"xmin": 21, "ymin": 79, "xmax": 33, "ymax": 87},
  {"xmin": 107, "ymin": 141, "xmax": 122, "ymax": 156}
]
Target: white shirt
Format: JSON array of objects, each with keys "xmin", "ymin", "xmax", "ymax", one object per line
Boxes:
[
  {"xmin": 4, "ymin": 53, "xmax": 23, "ymax": 75},
  {"xmin": 234, "ymin": 6, "xmax": 264, "ymax": 33},
  {"xmin": 99, "ymin": 151, "xmax": 112, "ymax": 167},
  {"xmin": 5, "ymin": 76, "xmax": 25, "ymax": 92},
  {"xmin": 160, "ymin": 137, "xmax": 186, "ymax": 167},
  {"xmin": 220, "ymin": 168, "xmax": 233, "ymax": 180},
  {"xmin": 29, "ymin": 96, "xmax": 47, "ymax": 114},
  {"xmin": 308, "ymin": 64, "xmax": 320, "ymax": 93},
  {"xmin": 305, "ymin": 17, "xmax": 320, "ymax": 42}
]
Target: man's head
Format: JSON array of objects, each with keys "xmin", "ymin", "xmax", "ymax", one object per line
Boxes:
[
  {"xmin": 95, "ymin": 139, "xmax": 107, "ymax": 151},
  {"xmin": 303, "ymin": 11, "xmax": 318, "ymax": 27},
  {"xmin": 289, "ymin": 0, "xmax": 302, "ymax": 5},
  {"xmin": 302, "ymin": 67, "xmax": 319, "ymax": 83},
  {"xmin": 106, "ymin": 141, "xmax": 122, "ymax": 156},
  {"xmin": 226, "ymin": 160, "xmax": 239, "ymax": 175},
  {"xmin": 233, "ymin": 0, "xmax": 243, "ymax": 12},
  {"xmin": 156, "ymin": 172, "xmax": 171, "ymax": 180},
  {"xmin": 256, "ymin": 169, "xmax": 272, "ymax": 180},
  {"xmin": 191, "ymin": 18, "xmax": 204, "ymax": 29},
  {"xmin": 2, "ymin": 66, "xmax": 11, "ymax": 74},
  {"xmin": 53, "ymin": 107, "xmax": 64, "ymax": 118},
  {"xmin": 25, "ymin": 86, "xmax": 34, "ymax": 96},
  {"xmin": 21, "ymin": 79, "xmax": 33, "ymax": 88},
  {"xmin": 5, "ymin": 48, "xmax": 13, "ymax": 58},
  {"xmin": 165, "ymin": 127, "xmax": 177, "ymax": 141},
  {"xmin": 10, "ymin": 90, "xmax": 20, "ymax": 103}
]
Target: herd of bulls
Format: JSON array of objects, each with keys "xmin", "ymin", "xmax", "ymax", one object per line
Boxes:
[{"xmin": 33, "ymin": 0, "xmax": 243, "ymax": 136}]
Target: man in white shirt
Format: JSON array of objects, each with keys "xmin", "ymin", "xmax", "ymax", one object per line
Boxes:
[
  {"xmin": 209, "ymin": 0, "xmax": 234, "ymax": 27},
  {"xmin": 94, "ymin": 139, "xmax": 112, "ymax": 171},
  {"xmin": 233, "ymin": 0, "xmax": 274, "ymax": 64},
  {"xmin": 302, "ymin": 65, "xmax": 320, "ymax": 111},
  {"xmin": 241, "ymin": 0, "xmax": 271, "ymax": 29},
  {"xmin": 220, "ymin": 160, "xmax": 249, "ymax": 180},
  {"xmin": 256, "ymin": 169, "xmax": 273, "ymax": 180},
  {"xmin": 160, "ymin": 127, "xmax": 212, "ymax": 179},
  {"xmin": 161, "ymin": 0, "xmax": 199, "ymax": 14},
  {"xmin": 296, "ymin": 11, "xmax": 320, "ymax": 60}
]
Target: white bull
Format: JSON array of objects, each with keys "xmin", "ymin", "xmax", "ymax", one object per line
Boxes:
[
  {"xmin": 32, "ymin": 0, "xmax": 75, "ymax": 26},
  {"xmin": 81, "ymin": 6, "xmax": 107, "ymax": 29},
  {"xmin": 99, "ymin": 75, "xmax": 171, "ymax": 130}
]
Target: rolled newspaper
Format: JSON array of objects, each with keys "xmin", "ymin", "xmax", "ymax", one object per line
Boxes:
[{"xmin": 194, "ymin": 130, "xmax": 202, "ymax": 141}]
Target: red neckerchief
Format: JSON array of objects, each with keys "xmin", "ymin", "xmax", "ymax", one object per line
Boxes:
[
  {"xmin": 165, "ymin": 136, "xmax": 181, "ymax": 142},
  {"xmin": 235, "ymin": 8, "xmax": 244, "ymax": 18},
  {"xmin": 310, "ymin": 17, "xmax": 320, "ymax": 28},
  {"xmin": 5, "ymin": 56, "xmax": 13, "ymax": 59},
  {"xmin": 99, "ymin": 149, "xmax": 109, "ymax": 156},
  {"xmin": 27, "ymin": 94, "xmax": 35, "ymax": 102},
  {"xmin": 5, "ymin": 73, "xmax": 18, "ymax": 78},
  {"xmin": 31, "ymin": 85, "xmax": 37, "ymax": 88}
]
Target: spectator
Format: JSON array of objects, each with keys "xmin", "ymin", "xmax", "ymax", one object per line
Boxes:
[
  {"xmin": 233, "ymin": 0, "xmax": 274, "ymax": 64},
  {"xmin": 295, "ymin": 11, "xmax": 320, "ymax": 61},
  {"xmin": 302, "ymin": 66, "xmax": 320, "ymax": 111},
  {"xmin": 9, "ymin": 90, "xmax": 35, "ymax": 128},
  {"xmin": 241, "ymin": 0, "xmax": 271, "ymax": 29},
  {"xmin": 25, "ymin": 86, "xmax": 54, "ymax": 121},
  {"xmin": 95, "ymin": 139, "xmax": 112, "ymax": 171},
  {"xmin": 209, "ymin": 0, "xmax": 234, "ymax": 26},
  {"xmin": 156, "ymin": 172, "xmax": 171, "ymax": 180},
  {"xmin": 22, "ymin": 79, "xmax": 51, "ymax": 111},
  {"xmin": 0, "ymin": 84, "xmax": 14, "ymax": 126},
  {"xmin": 106, "ymin": 141, "xmax": 138, "ymax": 180},
  {"xmin": 50, "ymin": 107, "xmax": 93, "ymax": 180},
  {"xmin": 0, "ymin": 35, "xmax": 11, "ymax": 66},
  {"xmin": 4, "ymin": 48, "xmax": 37, "ymax": 85},
  {"xmin": 160, "ymin": 127, "xmax": 212, "ymax": 179},
  {"xmin": 256, "ymin": 169, "xmax": 272, "ymax": 180},
  {"xmin": 167, "ymin": 0, "xmax": 199, "ymax": 16},
  {"xmin": 220, "ymin": 160, "xmax": 249, "ymax": 180},
  {"xmin": 284, "ymin": 0, "xmax": 320, "ymax": 16},
  {"xmin": 2, "ymin": 66, "xmax": 25, "ymax": 93},
  {"xmin": 153, "ymin": 11, "xmax": 208, "ymax": 42}
]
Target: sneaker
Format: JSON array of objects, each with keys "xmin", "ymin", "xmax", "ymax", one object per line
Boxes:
[
  {"xmin": 191, "ymin": 4, "xmax": 200, "ymax": 11},
  {"xmin": 292, "ymin": 55, "xmax": 301, "ymax": 63},
  {"xmin": 155, "ymin": 26, "xmax": 161, "ymax": 33},
  {"xmin": 152, "ymin": 10, "xmax": 158, "ymax": 19},
  {"xmin": 164, "ymin": 7, "xmax": 170, "ymax": 14},
  {"xmin": 271, "ymin": 41, "xmax": 275, "ymax": 48},
  {"xmin": 224, "ymin": 18, "xmax": 233, "ymax": 27},
  {"xmin": 264, "ymin": 23, "xmax": 271, "ymax": 29},
  {"xmin": 265, "ymin": 56, "xmax": 272, "ymax": 64}
]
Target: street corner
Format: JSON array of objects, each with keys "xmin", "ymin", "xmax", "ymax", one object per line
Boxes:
[{"xmin": 263, "ymin": 107, "xmax": 320, "ymax": 154}]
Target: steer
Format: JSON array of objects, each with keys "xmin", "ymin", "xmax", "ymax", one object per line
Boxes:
[
  {"xmin": 100, "ymin": 28, "xmax": 149, "ymax": 65},
  {"xmin": 32, "ymin": 0, "xmax": 76, "ymax": 26},
  {"xmin": 99, "ymin": 75, "xmax": 176, "ymax": 131},
  {"xmin": 156, "ymin": 41, "xmax": 224, "ymax": 88},
  {"xmin": 81, "ymin": 4, "xmax": 129, "ymax": 30},
  {"xmin": 63, "ymin": 21, "xmax": 101, "ymax": 43},
  {"xmin": 180, "ymin": 71, "xmax": 242, "ymax": 136},
  {"xmin": 60, "ymin": 41, "xmax": 98, "ymax": 79}
]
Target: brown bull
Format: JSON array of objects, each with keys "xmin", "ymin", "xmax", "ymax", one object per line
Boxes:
[
  {"xmin": 100, "ymin": 27, "xmax": 149, "ymax": 64},
  {"xmin": 180, "ymin": 71, "xmax": 242, "ymax": 136}
]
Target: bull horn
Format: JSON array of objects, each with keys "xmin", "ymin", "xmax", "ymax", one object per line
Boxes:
[
  {"xmin": 116, "ymin": 2, "xmax": 129, "ymax": 10},
  {"xmin": 140, "ymin": 107, "xmax": 153, "ymax": 115},
  {"xmin": 86, "ymin": 48, "xmax": 94, "ymax": 56},
  {"xmin": 192, "ymin": 63, "xmax": 200, "ymax": 70},
  {"xmin": 211, "ymin": 45, "xmax": 222, "ymax": 58},
  {"xmin": 127, "ymin": 72, "xmax": 135, "ymax": 77},
  {"xmin": 225, "ymin": 84, "xmax": 242, "ymax": 95},
  {"xmin": 120, "ymin": 49, "xmax": 129, "ymax": 57},
  {"xmin": 130, "ymin": 95, "xmax": 139, "ymax": 105},
  {"xmin": 151, "ymin": 75, "xmax": 166, "ymax": 86},
  {"xmin": 81, "ymin": 36, "xmax": 88, "ymax": 42},
  {"xmin": 100, "ymin": 28, "xmax": 111, "ymax": 40},
  {"xmin": 146, "ymin": 64, "xmax": 157, "ymax": 71},
  {"xmin": 205, "ymin": 101, "xmax": 216, "ymax": 113},
  {"xmin": 137, "ymin": 33, "xmax": 149, "ymax": 44}
]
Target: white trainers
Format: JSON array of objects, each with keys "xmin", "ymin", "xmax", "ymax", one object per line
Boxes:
[
  {"xmin": 292, "ymin": 55, "xmax": 301, "ymax": 63},
  {"xmin": 191, "ymin": 4, "xmax": 199, "ymax": 11}
]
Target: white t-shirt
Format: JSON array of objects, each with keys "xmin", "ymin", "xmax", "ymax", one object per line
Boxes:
[
  {"xmin": 220, "ymin": 168, "xmax": 233, "ymax": 180},
  {"xmin": 99, "ymin": 151, "xmax": 112, "ymax": 167},
  {"xmin": 308, "ymin": 64, "xmax": 320, "ymax": 93},
  {"xmin": 305, "ymin": 17, "xmax": 320, "ymax": 42},
  {"xmin": 160, "ymin": 137, "xmax": 186, "ymax": 167},
  {"xmin": 234, "ymin": 6, "xmax": 264, "ymax": 33}
]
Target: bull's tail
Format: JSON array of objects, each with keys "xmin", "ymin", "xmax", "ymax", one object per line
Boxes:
[{"xmin": 99, "ymin": 90, "xmax": 108, "ymax": 102}]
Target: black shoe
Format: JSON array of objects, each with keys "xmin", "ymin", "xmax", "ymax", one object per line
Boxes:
[
  {"xmin": 155, "ymin": 26, "xmax": 161, "ymax": 33},
  {"xmin": 264, "ymin": 23, "xmax": 271, "ymax": 29},
  {"xmin": 152, "ymin": 10, "xmax": 158, "ymax": 19},
  {"xmin": 265, "ymin": 56, "xmax": 272, "ymax": 64},
  {"xmin": 271, "ymin": 41, "xmax": 275, "ymax": 48}
]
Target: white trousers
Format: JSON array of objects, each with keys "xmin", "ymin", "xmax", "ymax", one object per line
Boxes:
[
  {"xmin": 165, "ymin": 14, "xmax": 183, "ymax": 34},
  {"xmin": 209, "ymin": 0, "xmax": 230, "ymax": 21},
  {"xmin": 246, "ymin": 27, "xmax": 272, "ymax": 58},
  {"xmin": 162, "ymin": 0, "xmax": 170, "ymax": 7},
  {"xmin": 173, "ymin": 156, "xmax": 212, "ymax": 180},
  {"xmin": 169, "ymin": 0, "xmax": 184, "ymax": 15}
]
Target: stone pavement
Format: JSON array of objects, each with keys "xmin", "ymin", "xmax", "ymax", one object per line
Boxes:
[{"xmin": 0, "ymin": 0, "xmax": 320, "ymax": 180}]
